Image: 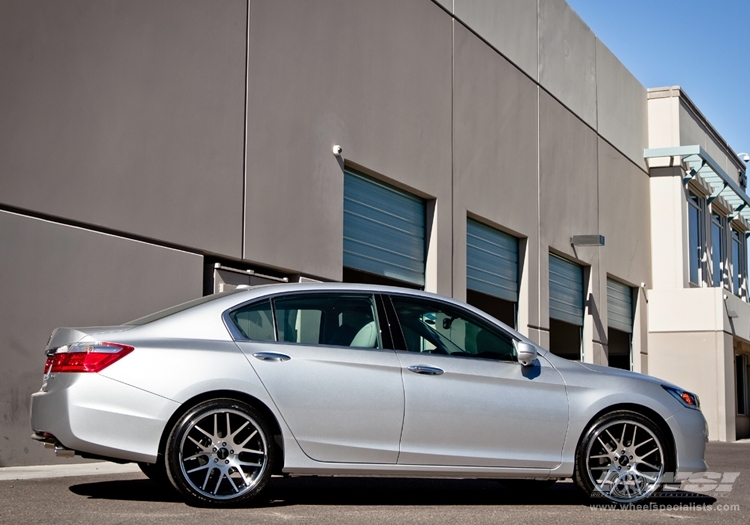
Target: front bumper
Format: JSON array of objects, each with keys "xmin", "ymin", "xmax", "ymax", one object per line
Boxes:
[
  {"xmin": 30, "ymin": 372, "xmax": 179, "ymax": 463},
  {"xmin": 667, "ymin": 406, "xmax": 709, "ymax": 476}
]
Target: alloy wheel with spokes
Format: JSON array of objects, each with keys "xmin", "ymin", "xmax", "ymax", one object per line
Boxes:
[
  {"xmin": 575, "ymin": 410, "xmax": 668, "ymax": 504},
  {"xmin": 166, "ymin": 399, "xmax": 275, "ymax": 506}
]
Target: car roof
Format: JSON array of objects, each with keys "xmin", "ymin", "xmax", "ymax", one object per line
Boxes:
[{"xmin": 238, "ymin": 282, "xmax": 459, "ymax": 303}]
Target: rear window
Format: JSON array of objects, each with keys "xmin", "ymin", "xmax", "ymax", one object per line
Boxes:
[{"xmin": 125, "ymin": 289, "xmax": 246, "ymax": 326}]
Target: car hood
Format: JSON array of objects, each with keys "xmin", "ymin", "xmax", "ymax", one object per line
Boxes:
[{"xmin": 575, "ymin": 361, "xmax": 682, "ymax": 390}]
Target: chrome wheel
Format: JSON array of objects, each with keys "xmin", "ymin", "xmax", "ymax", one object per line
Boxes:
[
  {"xmin": 584, "ymin": 418, "xmax": 665, "ymax": 503},
  {"xmin": 166, "ymin": 399, "xmax": 275, "ymax": 506},
  {"xmin": 179, "ymin": 408, "xmax": 268, "ymax": 499}
]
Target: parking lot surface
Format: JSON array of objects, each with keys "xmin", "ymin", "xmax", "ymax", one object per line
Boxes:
[{"xmin": 1, "ymin": 442, "xmax": 747, "ymax": 525}]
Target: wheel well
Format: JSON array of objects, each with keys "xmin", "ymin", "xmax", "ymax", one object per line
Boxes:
[
  {"xmin": 575, "ymin": 403, "xmax": 677, "ymax": 473},
  {"xmin": 157, "ymin": 390, "xmax": 285, "ymax": 473}
]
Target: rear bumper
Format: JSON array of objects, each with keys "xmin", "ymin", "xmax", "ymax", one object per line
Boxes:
[{"xmin": 30, "ymin": 373, "xmax": 179, "ymax": 463}]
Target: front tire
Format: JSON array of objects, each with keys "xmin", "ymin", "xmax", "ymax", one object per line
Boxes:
[
  {"xmin": 574, "ymin": 410, "xmax": 667, "ymax": 504},
  {"xmin": 138, "ymin": 457, "xmax": 170, "ymax": 487},
  {"xmin": 165, "ymin": 398, "xmax": 275, "ymax": 507}
]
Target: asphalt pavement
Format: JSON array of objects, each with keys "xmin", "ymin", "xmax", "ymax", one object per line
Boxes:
[{"xmin": 1, "ymin": 442, "xmax": 748, "ymax": 525}]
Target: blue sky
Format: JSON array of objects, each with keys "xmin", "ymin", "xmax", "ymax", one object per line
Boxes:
[{"xmin": 567, "ymin": 0, "xmax": 750, "ymax": 161}]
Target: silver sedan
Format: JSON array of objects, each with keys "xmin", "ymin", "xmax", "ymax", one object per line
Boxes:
[{"xmin": 30, "ymin": 283, "xmax": 707, "ymax": 506}]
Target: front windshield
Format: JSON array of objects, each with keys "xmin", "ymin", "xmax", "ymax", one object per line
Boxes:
[{"xmin": 125, "ymin": 289, "xmax": 246, "ymax": 326}]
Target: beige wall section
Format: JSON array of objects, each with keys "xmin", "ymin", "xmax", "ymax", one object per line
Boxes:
[
  {"xmin": 648, "ymin": 331, "xmax": 735, "ymax": 441},
  {"xmin": 0, "ymin": 0, "xmax": 247, "ymax": 257},
  {"xmin": 647, "ymin": 94, "xmax": 680, "ymax": 149},
  {"xmin": 528, "ymin": 327, "xmax": 550, "ymax": 349},
  {"xmin": 595, "ymin": 40, "xmax": 648, "ymax": 170},
  {"xmin": 538, "ymin": 0, "xmax": 597, "ymax": 129},
  {"xmin": 453, "ymin": 0, "xmax": 538, "ymax": 80},
  {"xmin": 650, "ymin": 287, "xmax": 750, "ymax": 344},
  {"xmin": 649, "ymin": 287, "xmax": 750, "ymax": 440},
  {"xmin": 452, "ymin": 24, "xmax": 539, "ymax": 336},
  {"xmin": 649, "ymin": 288, "xmax": 726, "ymax": 334},
  {"xmin": 649, "ymin": 170, "xmax": 688, "ymax": 289},
  {"xmin": 0, "ymin": 210, "xmax": 203, "ymax": 466},
  {"xmin": 649, "ymin": 88, "xmax": 744, "ymax": 187},
  {"xmin": 244, "ymin": 0, "xmax": 452, "ymax": 284}
]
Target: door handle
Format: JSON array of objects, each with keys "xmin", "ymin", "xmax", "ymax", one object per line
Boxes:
[
  {"xmin": 407, "ymin": 364, "xmax": 444, "ymax": 375},
  {"xmin": 252, "ymin": 352, "xmax": 291, "ymax": 362}
]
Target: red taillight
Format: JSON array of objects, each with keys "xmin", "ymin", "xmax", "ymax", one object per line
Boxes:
[{"xmin": 48, "ymin": 342, "xmax": 134, "ymax": 373}]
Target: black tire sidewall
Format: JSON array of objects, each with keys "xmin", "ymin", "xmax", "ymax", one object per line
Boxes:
[
  {"xmin": 138, "ymin": 457, "xmax": 170, "ymax": 487},
  {"xmin": 165, "ymin": 398, "xmax": 275, "ymax": 507}
]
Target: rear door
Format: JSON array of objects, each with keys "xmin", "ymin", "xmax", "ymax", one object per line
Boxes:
[
  {"xmin": 230, "ymin": 292, "xmax": 404, "ymax": 464},
  {"xmin": 387, "ymin": 294, "xmax": 568, "ymax": 468}
]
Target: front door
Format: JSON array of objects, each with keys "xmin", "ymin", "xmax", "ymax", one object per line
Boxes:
[{"xmin": 388, "ymin": 294, "xmax": 568, "ymax": 468}]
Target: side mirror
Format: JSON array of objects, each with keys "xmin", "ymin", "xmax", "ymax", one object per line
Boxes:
[{"xmin": 515, "ymin": 341, "xmax": 538, "ymax": 367}]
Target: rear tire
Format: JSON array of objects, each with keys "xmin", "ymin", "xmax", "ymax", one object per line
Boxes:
[
  {"xmin": 165, "ymin": 398, "xmax": 276, "ymax": 507},
  {"xmin": 575, "ymin": 410, "xmax": 667, "ymax": 504}
]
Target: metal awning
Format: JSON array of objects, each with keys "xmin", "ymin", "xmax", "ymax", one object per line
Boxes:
[{"xmin": 644, "ymin": 145, "xmax": 750, "ymax": 224}]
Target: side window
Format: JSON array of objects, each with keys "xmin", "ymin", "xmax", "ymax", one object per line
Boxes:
[
  {"xmin": 390, "ymin": 296, "xmax": 515, "ymax": 361},
  {"xmin": 272, "ymin": 294, "xmax": 381, "ymax": 349},
  {"xmin": 229, "ymin": 299, "xmax": 275, "ymax": 341}
]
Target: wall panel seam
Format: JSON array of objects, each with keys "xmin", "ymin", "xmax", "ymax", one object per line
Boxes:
[{"xmin": 0, "ymin": 204, "xmax": 203, "ymax": 256}]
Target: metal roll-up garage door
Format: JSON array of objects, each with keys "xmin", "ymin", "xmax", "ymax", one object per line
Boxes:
[
  {"xmin": 466, "ymin": 219, "xmax": 518, "ymax": 302},
  {"xmin": 607, "ymin": 279, "xmax": 633, "ymax": 333},
  {"xmin": 343, "ymin": 170, "xmax": 425, "ymax": 286},
  {"xmin": 549, "ymin": 254, "xmax": 584, "ymax": 326}
]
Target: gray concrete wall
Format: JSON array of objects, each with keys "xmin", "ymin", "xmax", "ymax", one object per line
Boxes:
[
  {"xmin": 598, "ymin": 139, "xmax": 652, "ymax": 371},
  {"xmin": 437, "ymin": 0, "xmax": 649, "ymax": 170},
  {"xmin": 453, "ymin": 0, "xmax": 538, "ymax": 80},
  {"xmin": 0, "ymin": 0, "xmax": 659, "ymax": 465},
  {"xmin": 0, "ymin": 210, "xmax": 203, "ymax": 466},
  {"xmin": 538, "ymin": 90, "xmax": 603, "ymax": 360},
  {"xmin": 649, "ymin": 329, "xmax": 736, "ymax": 441},
  {"xmin": 244, "ymin": 0, "xmax": 453, "ymax": 287},
  {"xmin": 0, "ymin": 0, "xmax": 247, "ymax": 257},
  {"xmin": 538, "ymin": 0, "xmax": 597, "ymax": 129},
  {"xmin": 451, "ymin": 22, "xmax": 540, "ymax": 336},
  {"xmin": 596, "ymin": 40, "xmax": 649, "ymax": 170}
]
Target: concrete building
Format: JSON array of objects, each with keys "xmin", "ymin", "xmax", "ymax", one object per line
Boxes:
[
  {"xmin": 0, "ymin": 0, "xmax": 746, "ymax": 467},
  {"xmin": 646, "ymin": 87, "xmax": 750, "ymax": 443}
]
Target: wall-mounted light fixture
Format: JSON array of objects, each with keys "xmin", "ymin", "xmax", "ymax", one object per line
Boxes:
[{"xmin": 570, "ymin": 235, "xmax": 605, "ymax": 246}]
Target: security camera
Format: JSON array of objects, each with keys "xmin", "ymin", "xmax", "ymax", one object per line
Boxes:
[
  {"xmin": 332, "ymin": 145, "xmax": 343, "ymax": 156},
  {"xmin": 739, "ymin": 152, "xmax": 750, "ymax": 163}
]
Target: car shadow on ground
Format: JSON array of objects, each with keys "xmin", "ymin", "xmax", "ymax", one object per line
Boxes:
[{"xmin": 69, "ymin": 476, "xmax": 718, "ymax": 508}]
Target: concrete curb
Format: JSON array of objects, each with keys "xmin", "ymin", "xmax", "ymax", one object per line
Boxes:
[{"xmin": 0, "ymin": 461, "xmax": 141, "ymax": 481}]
